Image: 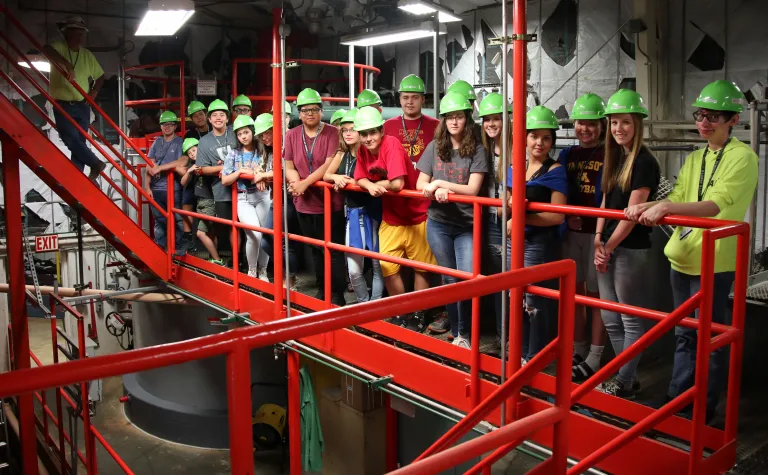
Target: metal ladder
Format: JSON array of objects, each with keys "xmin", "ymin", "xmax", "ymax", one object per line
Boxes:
[{"xmin": 0, "ymin": 399, "xmax": 11, "ymax": 470}]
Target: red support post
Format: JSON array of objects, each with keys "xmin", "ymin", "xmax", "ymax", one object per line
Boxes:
[
  {"xmin": 3, "ymin": 146, "xmax": 39, "ymax": 475},
  {"xmin": 167, "ymin": 173, "xmax": 175, "ymax": 278},
  {"xmin": 385, "ymin": 394, "xmax": 398, "ymax": 471},
  {"xmin": 226, "ymin": 344, "xmax": 254, "ymax": 475},
  {"xmin": 272, "ymin": 8, "xmax": 285, "ymax": 321},
  {"xmin": 552, "ymin": 263, "xmax": 576, "ymax": 472},
  {"xmin": 179, "ymin": 64, "xmax": 186, "ymax": 137},
  {"xmin": 233, "ymin": 59, "xmax": 239, "ymax": 99},
  {"xmin": 323, "ymin": 187, "xmax": 332, "ymax": 308},
  {"xmin": 506, "ymin": 0, "xmax": 528, "ymax": 420},
  {"xmin": 358, "ymin": 67, "xmax": 364, "ymax": 94},
  {"xmin": 725, "ymin": 230, "xmax": 749, "ymax": 442},
  {"xmin": 77, "ymin": 317, "xmax": 97, "ymax": 473},
  {"xmin": 689, "ymin": 230, "xmax": 716, "ymax": 473},
  {"xmin": 287, "ymin": 350, "xmax": 302, "ymax": 475},
  {"xmin": 232, "ymin": 186, "xmax": 241, "ymax": 312},
  {"xmin": 50, "ymin": 304, "xmax": 68, "ymax": 472},
  {"xmin": 469, "ymin": 202, "xmax": 482, "ymax": 407}
]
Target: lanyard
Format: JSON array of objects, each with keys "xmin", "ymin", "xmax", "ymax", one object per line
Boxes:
[
  {"xmin": 67, "ymin": 48, "xmax": 80, "ymax": 70},
  {"xmin": 401, "ymin": 115, "xmax": 424, "ymax": 160},
  {"xmin": 344, "ymin": 152, "xmax": 356, "ymax": 177},
  {"xmin": 698, "ymin": 138, "xmax": 730, "ymax": 202},
  {"xmin": 301, "ymin": 123, "xmax": 323, "ymax": 173},
  {"xmin": 214, "ymin": 129, "xmax": 229, "ymax": 151}
]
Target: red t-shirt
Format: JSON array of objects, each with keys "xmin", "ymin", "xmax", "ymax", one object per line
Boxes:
[
  {"xmin": 284, "ymin": 123, "xmax": 343, "ymax": 214},
  {"xmin": 354, "ymin": 135, "xmax": 427, "ymax": 226},
  {"xmin": 383, "ymin": 114, "xmax": 439, "ymax": 218}
]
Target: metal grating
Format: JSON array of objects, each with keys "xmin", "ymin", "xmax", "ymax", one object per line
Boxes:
[
  {"xmin": 746, "ymin": 280, "xmax": 768, "ymax": 303},
  {"xmin": 730, "ymin": 440, "xmax": 768, "ymax": 474}
]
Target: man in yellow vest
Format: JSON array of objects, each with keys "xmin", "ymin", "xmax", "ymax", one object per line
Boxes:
[
  {"xmin": 43, "ymin": 16, "xmax": 106, "ymax": 181},
  {"xmin": 626, "ymin": 80, "xmax": 758, "ymax": 423}
]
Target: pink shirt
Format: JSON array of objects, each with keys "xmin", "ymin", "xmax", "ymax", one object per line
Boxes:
[{"xmin": 285, "ymin": 124, "xmax": 343, "ymax": 214}]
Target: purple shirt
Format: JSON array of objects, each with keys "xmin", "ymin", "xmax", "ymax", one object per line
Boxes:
[{"xmin": 285, "ymin": 123, "xmax": 343, "ymax": 214}]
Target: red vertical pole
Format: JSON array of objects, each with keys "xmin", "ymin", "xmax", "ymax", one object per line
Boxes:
[
  {"xmin": 469, "ymin": 202, "xmax": 482, "ymax": 407},
  {"xmin": 385, "ymin": 394, "xmax": 398, "ymax": 471},
  {"xmin": 162, "ymin": 79, "xmax": 168, "ymax": 109},
  {"xmin": 358, "ymin": 67, "xmax": 364, "ymax": 94},
  {"xmin": 689, "ymin": 230, "xmax": 716, "ymax": 473},
  {"xmin": 50, "ymin": 300, "xmax": 68, "ymax": 472},
  {"xmin": 179, "ymin": 61, "xmax": 186, "ymax": 137},
  {"xmin": 232, "ymin": 186, "xmax": 241, "ymax": 311},
  {"xmin": 77, "ymin": 317, "xmax": 97, "ymax": 474},
  {"xmin": 136, "ymin": 166, "xmax": 144, "ymax": 230},
  {"xmin": 725, "ymin": 229, "xmax": 749, "ymax": 442},
  {"xmin": 552, "ymin": 267, "xmax": 575, "ymax": 472},
  {"xmin": 287, "ymin": 350, "xmax": 301, "ymax": 475},
  {"xmin": 166, "ymin": 173, "xmax": 175, "ymax": 278},
  {"xmin": 232, "ymin": 59, "xmax": 239, "ymax": 100},
  {"xmin": 506, "ymin": 0, "xmax": 528, "ymax": 421},
  {"xmin": 3, "ymin": 146, "xmax": 39, "ymax": 475},
  {"xmin": 226, "ymin": 344, "xmax": 254, "ymax": 475},
  {"xmin": 272, "ymin": 8, "xmax": 285, "ymax": 321},
  {"xmin": 323, "ymin": 187, "xmax": 332, "ymax": 308}
]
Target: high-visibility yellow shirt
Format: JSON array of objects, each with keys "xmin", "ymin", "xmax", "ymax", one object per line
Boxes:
[
  {"xmin": 48, "ymin": 40, "xmax": 104, "ymax": 102},
  {"xmin": 664, "ymin": 137, "xmax": 758, "ymax": 275}
]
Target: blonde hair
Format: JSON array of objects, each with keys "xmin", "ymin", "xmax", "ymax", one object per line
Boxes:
[
  {"xmin": 481, "ymin": 116, "xmax": 513, "ymax": 186},
  {"xmin": 603, "ymin": 113, "xmax": 645, "ymax": 193}
]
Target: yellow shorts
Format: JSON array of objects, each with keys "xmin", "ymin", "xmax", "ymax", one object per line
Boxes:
[{"xmin": 378, "ymin": 220, "xmax": 437, "ymax": 277}]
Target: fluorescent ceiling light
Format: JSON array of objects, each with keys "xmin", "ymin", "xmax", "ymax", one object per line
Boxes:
[
  {"xmin": 136, "ymin": 0, "xmax": 195, "ymax": 36},
  {"xmin": 398, "ymin": 0, "xmax": 461, "ymax": 22},
  {"xmin": 341, "ymin": 24, "xmax": 446, "ymax": 47},
  {"xmin": 18, "ymin": 51, "xmax": 50, "ymax": 73}
]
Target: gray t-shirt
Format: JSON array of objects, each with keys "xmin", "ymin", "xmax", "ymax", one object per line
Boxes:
[
  {"xmin": 195, "ymin": 126, "xmax": 238, "ymax": 201},
  {"xmin": 416, "ymin": 142, "xmax": 488, "ymax": 225},
  {"xmin": 148, "ymin": 135, "xmax": 183, "ymax": 191}
]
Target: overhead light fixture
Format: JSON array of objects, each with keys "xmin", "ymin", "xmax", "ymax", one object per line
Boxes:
[
  {"xmin": 136, "ymin": 0, "xmax": 195, "ymax": 36},
  {"xmin": 18, "ymin": 50, "xmax": 50, "ymax": 73},
  {"xmin": 397, "ymin": 0, "xmax": 461, "ymax": 23},
  {"xmin": 341, "ymin": 23, "xmax": 446, "ymax": 47}
]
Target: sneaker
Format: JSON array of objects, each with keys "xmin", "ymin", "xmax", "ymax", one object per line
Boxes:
[
  {"xmin": 387, "ymin": 316, "xmax": 409, "ymax": 327},
  {"xmin": 331, "ymin": 293, "xmax": 347, "ymax": 307},
  {"xmin": 314, "ymin": 290, "xmax": 325, "ymax": 301},
  {"xmin": 405, "ymin": 311, "xmax": 427, "ymax": 333},
  {"xmin": 247, "ymin": 268, "xmax": 259, "ymax": 278},
  {"xmin": 572, "ymin": 360, "xmax": 596, "ymax": 383},
  {"xmin": 521, "ymin": 357, "xmax": 529, "ymax": 366},
  {"xmin": 452, "ymin": 336, "xmax": 471, "ymax": 349},
  {"xmin": 427, "ymin": 313, "xmax": 450, "ymax": 334},
  {"xmin": 572, "ymin": 353, "xmax": 585, "ymax": 367},
  {"xmin": 87, "ymin": 161, "xmax": 107, "ymax": 182},
  {"xmin": 600, "ymin": 379, "xmax": 637, "ymax": 400},
  {"xmin": 446, "ymin": 334, "xmax": 455, "ymax": 342},
  {"xmin": 257, "ymin": 267, "xmax": 270, "ymax": 282},
  {"xmin": 208, "ymin": 258, "xmax": 226, "ymax": 266},
  {"xmin": 284, "ymin": 275, "xmax": 298, "ymax": 292}
]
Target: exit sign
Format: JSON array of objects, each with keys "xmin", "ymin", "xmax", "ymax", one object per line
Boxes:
[{"xmin": 34, "ymin": 235, "xmax": 59, "ymax": 253}]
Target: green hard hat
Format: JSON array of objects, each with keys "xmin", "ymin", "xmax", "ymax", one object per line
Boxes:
[
  {"xmin": 232, "ymin": 114, "xmax": 255, "ymax": 132},
  {"xmin": 399, "ymin": 74, "xmax": 426, "ymax": 94},
  {"xmin": 357, "ymin": 89, "xmax": 382, "ymax": 108},
  {"xmin": 478, "ymin": 93, "xmax": 511, "ymax": 118},
  {"xmin": 296, "ymin": 88, "xmax": 322, "ymax": 107},
  {"xmin": 571, "ymin": 93, "xmax": 606, "ymax": 120},
  {"xmin": 271, "ymin": 101, "xmax": 293, "ymax": 115},
  {"xmin": 340, "ymin": 108, "xmax": 358, "ymax": 125},
  {"xmin": 330, "ymin": 109, "xmax": 347, "ymax": 125},
  {"xmin": 182, "ymin": 138, "xmax": 199, "ymax": 154},
  {"xmin": 353, "ymin": 106, "xmax": 384, "ymax": 132},
  {"xmin": 604, "ymin": 89, "xmax": 648, "ymax": 118},
  {"xmin": 159, "ymin": 110, "xmax": 178, "ymax": 124},
  {"xmin": 440, "ymin": 92, "xmax": 473, "ymax": 116},
  {"xmin": 253, "ymin": 113, "xmax": 274, "ymax": 136},
  {"xmin": 692, "ymin": 80, "xmax": 745, "ymax": 113},
  {"xmin": 526, "ymin": 106, "xmax": 559, "ymax": 130},
  {"xmin": 447, "ymin": 80, "xmax": 476, "ymax": 101},
  {"xmin": 232, "ymin": 94, "xmax": 252, "ymax": 108},
  {"xmin": 187, "ymin": 100, "xmax": 206, "ymax": 116},
  {"xmin": 207, "ymin": 99, "xmax": 229, "ymax": 115}
]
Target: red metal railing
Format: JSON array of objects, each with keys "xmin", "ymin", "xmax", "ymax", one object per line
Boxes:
[{"xmin": 124, "ymin": 61, "xmax": 186, "ymax": 136}]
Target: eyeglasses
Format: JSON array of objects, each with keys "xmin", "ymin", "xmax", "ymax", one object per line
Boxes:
[
  {"xmin": 161, "ymin": 122, "xmax": 176, "ymax": 127},
  {"xmin": 445, "ymin": 114, "xmax": 465, "ymax": 123},
  {"xmin": 341, "ymin": 127, "xmax": 355, "ymax": 134},
  {"xmin": 233, "ymin": 107, "xmax": 251, "ymax": 114},
  {"xmin": 693, "ymin": 110, "xmax": 725, "ymax": 123},
  {"xmin": 300, "ymin": 108, "xmax": 322, "ymax": 115}
]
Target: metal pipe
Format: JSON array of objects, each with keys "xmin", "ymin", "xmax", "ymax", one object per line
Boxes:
[
  {"xmin": 63, "ymin": 286, "xmax": 162, "ymax": 305},
  {"xmin": 164, "ymin": 282, "xmax": 244, "ymax": 315},
  {"xmin": 271, "ymin": 11, "xmax": 285, "ymax": 323},
  {"xmin": 499, "ymin": 0, "xmax": 510, "ymax": 425},
  {"xmin": 748, "ymin": 102, "xmax": 760, "ymax": 272},
  {"xmin": 281, "ymin": 20, "xmax": 292, "ymax": 319},
  {"xmin": 349, "ymin": 45, "xmax": 355, "ymax": 107},
  {"xmin": 433, "ymin": 14, "xmax": 439, "ymax": 115}
]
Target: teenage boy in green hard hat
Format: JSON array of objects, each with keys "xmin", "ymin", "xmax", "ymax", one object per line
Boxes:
[
  {"xmin": 625, "ymin": 80, "xmax": 758, "ymax": 423},
  {"xmin": 357, "ymin": 89, "xmax": 382, "ymax": 112},
  {"xmin": 285, "ymin": 88, "xmax": 347, "ymax": 306},
  {"xmin": 231, "ymin": 94, "xmax": 252, "ymax": 121},
  {"xmin": 185, "ymin": 100, "xmax": 210, "ymax": 140},
  {"xmin": 144, "ymin": 110, "xmax": 185, "ymax": 253}
]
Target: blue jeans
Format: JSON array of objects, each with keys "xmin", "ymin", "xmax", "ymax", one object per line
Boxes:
[
  {"xmin": 262, "ymin": 198, "xmax": 301, "ymax": 275},
  {"xmin": 53, "ymin": 101, "xmax": 102, "ymax": 172},
  {"xmin": 668, "ymin": 270, "xmax": 734, "ymax": 417},
  {"xmin": 150, "ymin": 187, "xmax": 184, "ymax": 251},
  {"xmin": 507, "ymin": 229, "xmax": 560, "ymax": 360},
  {"xmin": 597, "ymin": 247, "xmax": 650, "ymax": 386},
  {"xmin": 427, "ymin": 218, "xmax": 473, "ymax": 338},
  {"xmin": 483, "ymin": 211, "xmax": 504, "ymax": 337}
]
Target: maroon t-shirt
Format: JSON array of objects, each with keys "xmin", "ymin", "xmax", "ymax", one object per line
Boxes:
[
  {"xmin": 284, "ymin": 123, "xmax": 343, "ymax": 214},
  {"xmin": 383, "ymin": 114, "xmax": 439, "ymax": 217},
  {"xmin": 354, "ymin": 135, "xmax": 427, "ymax": 226}
]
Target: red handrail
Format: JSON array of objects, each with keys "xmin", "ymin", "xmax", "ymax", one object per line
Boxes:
[{"xmin": 123, "ymin": 60, "xmax": 186, "ymax": 136}]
